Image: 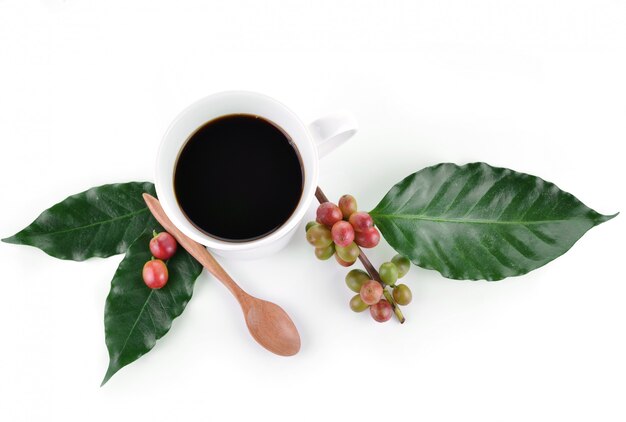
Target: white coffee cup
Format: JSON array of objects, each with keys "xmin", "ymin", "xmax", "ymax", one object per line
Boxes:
[{"xmin": 155, "ymin": 91, "xmax": 357, "ymax": 260}]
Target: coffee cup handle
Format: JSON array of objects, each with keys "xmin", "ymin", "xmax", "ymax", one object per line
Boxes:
[{"xmin": 309, "ymin": 112, "xmax": 358, "ymax": 158}]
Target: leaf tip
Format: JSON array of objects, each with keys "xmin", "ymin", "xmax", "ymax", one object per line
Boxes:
[
  {"xmin": 1, "ymin": 235, "xmax": 19, "ymax": 244},
  {"xmin": 596, "ymin": 212, "xmax": 619, "ymax": 225},
  {"xmin": 100, "ymin": 364, "xmax": 117, "ymax": 387}
]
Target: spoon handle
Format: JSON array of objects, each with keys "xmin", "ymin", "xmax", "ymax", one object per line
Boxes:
[{"xmin": 142, "ymin": 194, "xmax": 246, "ymax": 302}]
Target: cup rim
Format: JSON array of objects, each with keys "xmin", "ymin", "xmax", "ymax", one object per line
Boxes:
[{"xmin": 155, "ymin": 91, "xmax": 319, "ymax": 251}]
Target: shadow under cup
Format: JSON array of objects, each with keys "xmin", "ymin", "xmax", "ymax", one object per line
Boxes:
[{"xmin": 173, "ymin": 113, "xmax": 304, "ymax": 243}]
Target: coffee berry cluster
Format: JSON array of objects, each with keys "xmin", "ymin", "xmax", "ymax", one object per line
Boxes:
[
  {"xmin": 346, "ymin": 255, "xmax": 412, "ymax": 323},
  {"xmin": 142, "ymin": 231, "xmax": 178, "ymax": 289},
  {"xmin": 305, "ymin": 194, "xmax": 413, "ymax": 323},
  {"xmin": 305, "ymin": 194, "xmax": 381, "ymax": 266}
]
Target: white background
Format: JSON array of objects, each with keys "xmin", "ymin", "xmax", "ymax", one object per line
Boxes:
[{"xmin": 1, "ymin": 1, "xmax": 625, "ymax": 421}]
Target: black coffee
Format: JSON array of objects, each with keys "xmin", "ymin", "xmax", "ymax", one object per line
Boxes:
[{"xmin": 174, "ymin": 114, "xmax": 303, "ymax": 242}]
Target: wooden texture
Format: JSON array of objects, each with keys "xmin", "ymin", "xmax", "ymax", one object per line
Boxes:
[{"xmin": 143, "ymin": 194, "xmax": 301, "ymax": 356}]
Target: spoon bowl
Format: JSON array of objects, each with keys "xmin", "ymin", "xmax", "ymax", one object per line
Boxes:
[{"xmin": 243, "ymin": 298, "xmax": 301, "ymax": 356}]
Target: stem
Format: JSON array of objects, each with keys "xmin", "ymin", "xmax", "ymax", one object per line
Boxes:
[
  {"xmin": 315, "ymin": 187, "xmax": 406, "ymax": 323},
  {"xmin": 383, "ymin": 289, "xmax": 405, "ymax": 323}
]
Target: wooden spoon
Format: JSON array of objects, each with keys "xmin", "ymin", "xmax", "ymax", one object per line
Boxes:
[{"xmin": 143, "ymin": 194, "xmax": 301, "ymax": 356}]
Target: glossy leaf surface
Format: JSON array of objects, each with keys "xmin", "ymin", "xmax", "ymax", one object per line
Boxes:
[
  {"xmin": 371, "ymin": 163, "xmax": 616, "ymax": 280},
  {"xmin": 102, "ymin": 231, "xmax": 203, "ymax": 385},
  {"xmin": 3, "ymin": 182, "xmax": 156, "ymax": 260}
]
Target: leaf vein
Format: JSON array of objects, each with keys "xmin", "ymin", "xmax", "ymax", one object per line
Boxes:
[
  {"xmin": 117, "ymin": 289, "xmax": 155, "ymax": 359},
  {"xmin": 28, "ymin": 208, "xmax": 150, "ymax": 237},
  {"xmin": 371, "ymin": 214, "xmax": 580, "ymax": 225}
]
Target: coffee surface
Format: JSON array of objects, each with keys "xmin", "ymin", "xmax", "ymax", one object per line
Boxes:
[{"xmin": 174, "ymin": 114, "xmax": 303, "ymax": 241}]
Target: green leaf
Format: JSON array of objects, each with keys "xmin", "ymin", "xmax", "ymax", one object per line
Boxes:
[
  {"xmin": 2, "ymin": 182, "xmax": 157, "ymax": 261},
  {"xmin": 370, "ymin": 162, "xmax": 616, "ymax": 281},
  {"xmin": 102, "ymin": 231, "xmax": 203, "ymax": 385}
]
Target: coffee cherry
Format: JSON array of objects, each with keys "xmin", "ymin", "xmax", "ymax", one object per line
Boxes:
[
  {"xmin": 316, "ymin": 202, "xmax": 343, "ymax": 227},
  {"xmin": 305, "ymin": 221, "xmax": 318, "ymax": 232},
  {"xmin": 354, "ymin": 227, "xmax": 380, "ymax": 248},
  {"xmin": 314, "ymin": 243, "xmax": 335, "ymax": 260},
  {"xmin": 338, "ymin": 194, "xmax": 358, "ymax": 219},
  {"xmin": 370, "ymin": 300, "xmax": 393, "ymax": 322},
  {"xmin": 335, "ymin": 254, "xmax": 356, "ymax": 267},
  {"xmin": 149, "ymin": 231, "xmax": 178, "ymax": 260},
  {"xmin": 349, "ymin": 212, "xmax": 374, "ymax": 232},
  {"xmin": 379, "ymin": 262, "xmax": 398, "ymax": 286},
  {"xmin": 391, "ymin": 254, "xmax": 411, "ymax": 278},
  {"xmin": 336, "ymin": 241, "xmax": 360, "ymax": 262},
  {"xmin": 393, "ymin": 284, "xmax": 412, "ymax": 306},
  {"xmin": 345, "ymin": 269, "xmax": 370, "ymax": 293},
  {"xmin": 331, "ymin": 221, "xmax": 355, "ymax": 247},
  {"xmin": 142, "ymin": 259, "xmax": 169, "ymax": 289},
  {"xmin": 306, "ymin": 224, "xmax": 333, "ymax": 248},
  {"xmin": 349, "ymin": 294, "xmax": 369, "ymax": 312},
  {"xmin": 360, "ymin": 280, "xmax": 383, "ymax": 305}
]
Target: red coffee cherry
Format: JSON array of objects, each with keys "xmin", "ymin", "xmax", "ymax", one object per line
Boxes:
[
  {"xmin": 142, "ymin": 259, "xmax": 169, "ymax": 289},
  {"xmin": 331, "ymin": 221, "xmax": 355, "ymax": 247},
  {"xmin": 338, "ymin": 194, "xmax": 358, "ymax": 219},
  {"xmin": 370, "ymin": 300, "xmax": 393, "ymax": 322},
  {"xmin": 149, "ymin": 231, "xmax": 178, "ymax": 260},
  {"xmin": 354, "ymin": 227, "xmax": 380, "ymax": 248},
  {"xmin": 360, "ymin": 280, "xmax": 383, "ymax": 305},
  {"xmin": 349, "ymin": 212, "xmax": 374, "ymax": 232},
  {"xmin": 316, "ymin": 202, "xmax": 343, "ymax": 227}
]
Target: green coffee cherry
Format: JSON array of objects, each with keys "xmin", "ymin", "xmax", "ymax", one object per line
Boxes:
[
  {"xmin": 336, "ymin": 242, "xmax": 360, "ymax": 262},
  {"xmin": 306, "ymin": 225, "xmax": 333, "ymax": 248},
  {"xmin": 379, "ymin": 262, "xmax": 398, "ymax": 286},
  {"xmin": 392, "ymin": 284, "xmax": 412, "ymax": 305},
  {"xmin": 314, "ymin": 243, "xmax": 335, "ymax": 260},
  {"xmin": 305, "ymin": 221, "xmax": 319, "ymax": 232},
  {"xmin": 335, "ymin": 254, "xmax": 356, "ymax": 267},
  {"xmin": 391, "ymin": 254, "xmax": 411, "ymax": 278},
  {"xmin": 349, "ymin": 294, "xmax": 369, "ymax": 312},
  {"xmin": 345, "ymin": 269, "xmax": 369, "ymax": 293}
]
